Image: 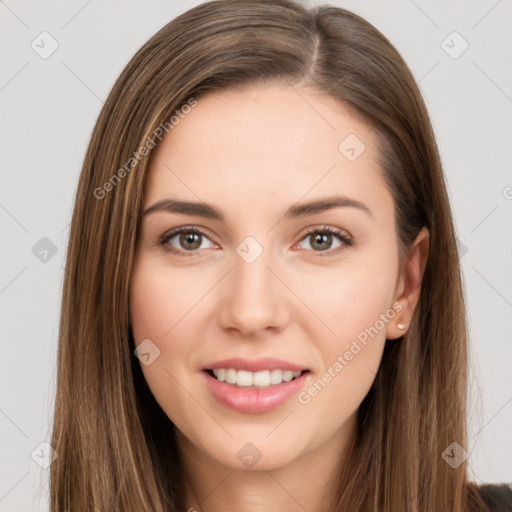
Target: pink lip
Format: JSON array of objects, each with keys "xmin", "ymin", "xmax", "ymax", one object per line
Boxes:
[
  {"xmin": 202, "ymin": 370, "xmax": 310, "ymax": 414},
  {"xmin": 203, "ymin": 357, "xmax": 309, "ymax": 373}
]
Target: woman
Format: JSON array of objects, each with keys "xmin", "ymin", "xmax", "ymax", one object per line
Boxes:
[{"xmin": 50, "ymin": 0, "xmax": 512, "ymax": 510}]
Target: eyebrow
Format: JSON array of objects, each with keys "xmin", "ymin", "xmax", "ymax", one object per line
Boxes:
[{"xmin": 142, "ymin": 195, "xmax": 372, "ymax": 221}]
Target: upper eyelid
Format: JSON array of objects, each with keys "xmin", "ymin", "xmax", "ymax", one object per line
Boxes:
[
  {"xmin": 161, "ymin": 225, "xmax": 216, "ymax": 243},
  {"xmin": 161, "ymin": 225, "xmax": 352, "ymax": 249}
]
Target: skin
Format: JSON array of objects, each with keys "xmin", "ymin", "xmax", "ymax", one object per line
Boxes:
[{"xmin": 129, "ymin": 83, "xmax": 429, "ymax": 512}]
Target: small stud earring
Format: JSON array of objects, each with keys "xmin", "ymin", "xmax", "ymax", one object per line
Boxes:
[{"xmin": 397, "ymin": 322, "xmax": 406, "ymax": 330}]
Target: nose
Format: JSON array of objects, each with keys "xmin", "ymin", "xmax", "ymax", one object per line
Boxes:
[{"xmin": 216, "ymin": 241, "xmax": 289, "ymax": 337}]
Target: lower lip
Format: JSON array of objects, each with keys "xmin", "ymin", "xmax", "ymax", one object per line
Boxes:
[{"xmin": 202, "ymin": 370, "xmax": 309, "ymax": 414}]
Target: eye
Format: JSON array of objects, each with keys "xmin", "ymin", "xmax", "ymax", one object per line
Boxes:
[
  {"xmin": 159, "ymin": 226, "xmax": 216, "ymax": 256},
  {"xmin": 159, "ymin": 225, "xmax": 353, "ymax": 257},
  {"xmin": 295, "ymin": 225, "xmax": 353, "ymax": 255}
]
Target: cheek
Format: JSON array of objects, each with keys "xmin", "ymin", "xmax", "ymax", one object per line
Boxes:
[
  {"xmin": 293, "ymin": 241, "xmax": 398, "ymax": 415},
  {"xmin": 129, "ymin": 257, "xmax": 218, "ymax": 371},
  {"xmin": 295, "ymin": 258, "xmax": 396, "ymax": 430},
  {"xmin": 129, "ymin": 261, "xmax": 191, "ymax": 386},
  {"xmin": 130, "ymin": 260, "xmax": 200, "ymax": 341},
  {"xmin": 129, "ymin": 260, "xmax": 201, "ymax": 426},
  {"xmin": 296, "ymin": 243, "xmax": 399, "ymax": 346}
]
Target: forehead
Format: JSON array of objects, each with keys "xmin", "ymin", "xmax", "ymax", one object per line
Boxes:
[
  {"xmin": 143, "ymin": 84, "xmax": 391, "ymax": 223},
  {"xmin": 151, "ymin": 84, "xmax": 374, "ymax": 164}
]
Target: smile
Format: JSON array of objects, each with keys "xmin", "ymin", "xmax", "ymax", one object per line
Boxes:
[
  {"xmin": 208, "ymin": 368, "xmax": 304, "ymax": 388},
  {"xmin": 202, "ymin": 369, "xmax": 311, "ymax": 414}
]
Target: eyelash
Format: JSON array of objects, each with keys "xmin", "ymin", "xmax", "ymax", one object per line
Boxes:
[{"xmin": 158, "ymin": 225, "xmax": 354, "ymax": 258}]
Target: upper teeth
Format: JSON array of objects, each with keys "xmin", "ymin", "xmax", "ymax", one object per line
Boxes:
[{"xmin": 212, "ymin": 368, "xmax": 302, "ymax": 387}]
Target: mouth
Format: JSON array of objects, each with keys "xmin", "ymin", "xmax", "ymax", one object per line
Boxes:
[
  {"xmin": 202, "ymin": 367, "xmax": 311, "ymax": 414},
  {"xmin": 203, "ymin": 368, "xmax": 310, "ymax": 389}
]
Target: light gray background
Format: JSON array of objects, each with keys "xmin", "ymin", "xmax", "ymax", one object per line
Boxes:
[{"xmin": 1, "ymin": 1, "xmax": 511, "ymax": 510}]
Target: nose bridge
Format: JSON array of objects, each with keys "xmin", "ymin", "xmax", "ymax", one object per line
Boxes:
[{"xmin": 217, "ymin": 233, "xmax": 287, "ymax": 334}]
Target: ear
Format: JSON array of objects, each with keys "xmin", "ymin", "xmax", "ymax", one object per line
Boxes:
[{"xmin": 386, "ymin": 226, "xmax": 430, "ymax": 340}]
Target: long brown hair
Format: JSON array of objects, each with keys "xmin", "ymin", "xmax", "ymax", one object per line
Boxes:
[{"xmin": 50, "ymin": 1, "xmax": 490, "ymax": 510}]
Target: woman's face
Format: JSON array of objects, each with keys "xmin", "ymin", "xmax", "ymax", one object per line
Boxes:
[{"xmin": 130, "ymin": 84, "xmax": 408, "ymax": 471}]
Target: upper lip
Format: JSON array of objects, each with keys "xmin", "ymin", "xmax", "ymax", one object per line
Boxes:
[{"xmin": 204, "ymin": 357, "xmax": 309, "ymax": 373}]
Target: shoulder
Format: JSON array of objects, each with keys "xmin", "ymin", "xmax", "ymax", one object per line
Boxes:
[{"xmin": 476, "ymin": 483, "xmax": 512, "ymax": 511}]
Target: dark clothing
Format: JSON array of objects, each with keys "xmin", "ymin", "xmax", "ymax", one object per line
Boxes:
[{"xmin": 478, "ymin": 483, "xmax": 512, "ymax": 511}]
